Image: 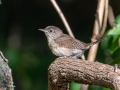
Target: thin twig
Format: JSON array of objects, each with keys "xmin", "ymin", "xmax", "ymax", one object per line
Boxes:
[
  {"xmin": 87, "ymin": 0, "xmax": 105, "ymax": 62},
  {"xmin": 99, "ymin": 0, "xmax": 108, "ymax": 37},
  {"xmin": 50, "ymin": 0, "xmax": 74, "ymax": 38},
  {"xmin": 95, "ymin": 12, "xmax": 101, "ymax": 31},
  {"xmin": 108, "ymin": 5, "xmax": 115, "ymax": 27},
  {"xmin": 80, "ymin": 85, "xmax": 89, "ymax": 90},
  {"xmin": 118, "ymin": 37, "xmax": 120, "ymax": 48}
]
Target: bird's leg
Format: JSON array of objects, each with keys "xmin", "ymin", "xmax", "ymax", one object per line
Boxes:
[
  {"xmin": 71, "ymin": 53, "xmax": 83, "ymax": 59},
  {"xmin": 58, "ymin": 56, "xmax": 77, "ymax": 59},
  {"xmin": 57, "ymin": 56, "xmax": 69, "ymax": 59}
]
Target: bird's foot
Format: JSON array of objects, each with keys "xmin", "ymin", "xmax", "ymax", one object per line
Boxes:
[
  {"xmin": 57, "ymin": 56, "xmax": 77, "ymax": 59},
  {"xmin": 71, "ymin": 56, "xmax": 78, "ymax": 58},
  {"xmin": 57, "ymin": 56, "xmax": 68, "ymax": 59}
]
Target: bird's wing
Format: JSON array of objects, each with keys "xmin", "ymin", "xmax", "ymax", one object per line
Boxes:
[{"xmin": 55, "ymin": 34, "xmax": 87, "ymax": 49}]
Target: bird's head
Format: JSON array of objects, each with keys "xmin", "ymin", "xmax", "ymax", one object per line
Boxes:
[{"xmin": 39, "ymin": 26, "xmax": 63, "ymax": 40}]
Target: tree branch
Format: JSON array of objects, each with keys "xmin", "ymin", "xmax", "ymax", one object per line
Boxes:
[
  {"xmin": 0, "ymin": 51, "xmax": 14, "ymax": 90},
  {"xmin": 48, "ymin": 58, "xmax": 120, "ymax": 90}
]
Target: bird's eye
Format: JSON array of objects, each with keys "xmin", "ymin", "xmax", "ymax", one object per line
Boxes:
[{"xmin": 49, "ymin": 29, "xmax": 53, "ymax": 33}]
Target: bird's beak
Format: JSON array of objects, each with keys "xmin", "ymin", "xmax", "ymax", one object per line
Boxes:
[{"xmin": 38, "ymin": 29, "xmax": 44, "ymax": 32}]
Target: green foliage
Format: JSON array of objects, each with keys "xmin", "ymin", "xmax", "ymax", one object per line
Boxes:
[
  {"xmin": 101, "ymin": 15, "xmax": 120, "ymax": 65},
  {"xmin": 70, "ymin": 82, "xmax": 81, "ymax": 90},
  {"xmin": 102, "ymin": 87, "xmax": 110, "ymax": 90},
  {"xmin": 107, "ymin": 15, "xmax": 120, "ymax": 35},
  {"xmin": 89, "ymin": 85, "xmax": 103, "ymax": 90}
]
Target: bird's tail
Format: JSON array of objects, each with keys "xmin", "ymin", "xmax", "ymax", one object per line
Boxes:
[{"xmin": 86, "ymin": 38, "xmax": 106, "ymax": 49}]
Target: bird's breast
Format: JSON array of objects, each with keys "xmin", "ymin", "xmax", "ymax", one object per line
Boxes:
[
  {"xmin": 48, "ymin": 41, "xmax": 73, "ymax": 56},
  {"xmin": 48, "ymin": 40, "xmax": 83, "ymax": 57}
]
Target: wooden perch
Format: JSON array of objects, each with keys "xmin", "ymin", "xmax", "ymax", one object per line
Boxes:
[
  {"xmin": 48, "ymin": 58, "xmax": 120, "ymax": 90},
  {"xmin": 0, "ymin": 51, "xmax": 14, "ymax": 90}
]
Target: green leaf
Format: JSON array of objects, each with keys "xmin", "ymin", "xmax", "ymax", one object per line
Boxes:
[
  {"xmin": 107, "ymin": 27, "xmax": 120, "ymax": 35},
  {"xmin": 115, "ymin": 15, "xmax": 120, "ymax": 24},
  {"xmin": 102, "ymin": 87, "xmax": 110, "ymax": 90},
  {"xmin": 101, "ymin": 32, "xmax": 112, "ymax": 49},
  {"xmin": 107, "ymin": 15, "xmax": 120, "ymax": 35},
  {"xmin": 89, "ymin": 85, "xmax": 103, "ymax": 90},
  {"xmin": 110, "ymin": 35, "xmax": 120, "ymax": 54},
  {"xmin": 69, "ymin": 82, "xmax": 81, "ymax": 90}
]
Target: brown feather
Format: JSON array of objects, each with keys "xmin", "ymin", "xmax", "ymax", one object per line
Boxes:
[{"xmin": 55, "ymin": 34, "xmax": 87, "ymax": 49}]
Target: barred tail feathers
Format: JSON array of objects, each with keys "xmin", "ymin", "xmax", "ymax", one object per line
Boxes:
[{"xmin": 86, "ymin": 38, "xmax": 105, "ymax": 49}]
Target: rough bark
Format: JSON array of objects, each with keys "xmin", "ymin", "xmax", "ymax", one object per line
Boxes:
[
  {"xmin": 0, "ymin": 51, "xmax": 14, "ymax": 90},
  {"xmin": 48, "ymin": 58, "xmax": 120, "ymax": 90}
]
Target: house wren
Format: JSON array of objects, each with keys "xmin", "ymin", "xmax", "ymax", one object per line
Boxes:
[{"xmin": 39, "ymin": 26, "xmax": 104, "ymax": 58}]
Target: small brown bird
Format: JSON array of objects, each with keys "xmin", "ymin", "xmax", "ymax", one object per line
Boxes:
[{"xmin": 39, "ymin": 26, "xmax": 104, "ymax": 58}]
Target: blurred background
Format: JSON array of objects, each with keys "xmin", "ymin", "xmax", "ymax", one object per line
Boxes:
[{"xmin": 0, "ymin": 0, "xmax": 120, "ymax": 90}]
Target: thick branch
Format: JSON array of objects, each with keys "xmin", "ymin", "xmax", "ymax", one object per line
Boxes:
[
  {"xmin": 48, "ymin": 58, "xmax": 120, "ymax": 90},
  {"xmin": 0, "ymin": 51, "xmax": 14, "ymax": 90}
]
